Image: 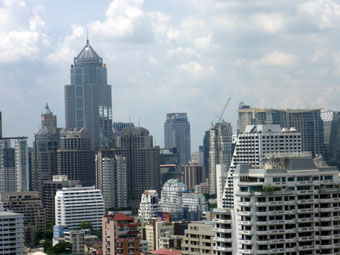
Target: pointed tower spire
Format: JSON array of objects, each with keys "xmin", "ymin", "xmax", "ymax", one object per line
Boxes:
[{"xmin": 87, "ymin": 29, "xmax": 89, "ymax": 44}]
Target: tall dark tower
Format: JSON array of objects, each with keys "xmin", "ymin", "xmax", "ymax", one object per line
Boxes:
[{"xmin": 64, "ymin": 40, "xmax": 113, "ymax": 150}]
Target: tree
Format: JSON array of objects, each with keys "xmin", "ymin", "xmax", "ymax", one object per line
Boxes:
[
  {"xmin": 79, "ymin": 221, "xmax": 93, "ymax": 232},
  {"xmin": 46, "ymin": 242, "xmax": 72, "ymax": 254}
]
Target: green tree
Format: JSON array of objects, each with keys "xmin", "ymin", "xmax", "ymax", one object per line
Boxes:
[
  {"xmin": 79, "ymin": 221, "xmax": 93, "ymax": 232},
  {"xmin": 46, "ymin": 242, "xmax": 72, "ymax": 254}
]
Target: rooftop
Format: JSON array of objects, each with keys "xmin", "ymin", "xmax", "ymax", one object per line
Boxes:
[{"xmin": 149, "ymin": 248, "xmax": 181, "ymax": 255}]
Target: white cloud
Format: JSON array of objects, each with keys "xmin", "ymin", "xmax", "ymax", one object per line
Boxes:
[
  {"xmin": 0, "ymin": 0, "xmax": 49, "ymax": 62},
  {"xmin": 254, "ymin": 51, "xmax": 297, "ymax": 67},
  {"xmin": 254, "ymin": 13, "xmax": 283, "ymax": 33},
  {"xmin": 299, "ymin": 0, "xmax": 340, "ymax": 29}
]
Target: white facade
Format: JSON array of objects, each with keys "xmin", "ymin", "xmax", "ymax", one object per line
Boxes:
[
  {"xmin": 221, "ymin": 124, "xmax": 301, "ymax": 208},
  {"xmin": 138, "ymin": 190, "xmax": 159, "ymax": 222},
  {"xmin": 55, "ymin": 186, "xmax": 105, "ymax": 230},
  {"xmin": 182, "ymin": 193, "xmax": 208, "ymax": 220},
  {"xmin": 159, "ymin": 179, "xmax": 187, "ymax": 219},
  {"xmin": 213, "ymin": 209, "xmax": 234, "ymax": 255},
  {"xmin": 231, "ymin": 155, "xmax": 340, "ymax": 255},
  {"xmin": 0, "ymin": 205, "xmax": 25, "ymax": 255}
]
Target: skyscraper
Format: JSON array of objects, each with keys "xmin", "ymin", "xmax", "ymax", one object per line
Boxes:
[
  {"xmin": 95, "ymin": 149, "xmax": 127, "ymax": 209},
  {"xmin": 57, "ymin": 128, "xmax": 95, "ymax": 187},
  {"xmin": 164, "ymin": 113, "xmax": 191, "ymax": 165},
  {"xmin": 65, "ymin": 40, "xmax": 112, "ymax": 150},
  {"xmin": 208, "ymin": 121, "xmax": 233, "ymax": 195},
  {"xmin": 32, "ymin": 104, "xmax": 58, "ymax": 194},
  {"xmin": 118, "ymin": 127, "xmax": 160, "ymax": 207},
  {"xmin": 237, "ymin": 107, "xmax": 324, "ymax": 157}
]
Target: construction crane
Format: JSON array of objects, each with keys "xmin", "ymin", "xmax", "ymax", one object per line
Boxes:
[{"xmin": 217, "ymin": 97, "xmax": 231, "ymax": 123}]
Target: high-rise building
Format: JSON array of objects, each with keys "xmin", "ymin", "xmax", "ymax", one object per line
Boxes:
[
  {"xmin": 237, "ymin": 107, "xmax": 324, "ymax": 157},
  {"xmin": 118, "ymin": 127, "xmax": 160, "ymax": 206},
  {"xmin": 220, "ymin": 124, "xmax": 301, "ymax": 208},
  {"xmin": 183, "ymin": 163, "xmax": 206, "ymax": 191},
  {"xmin": 203, "ymin": 130, "xmax": 210, "ymax": 178},
  {"xmin": 159, "ymin": 179, "xmax": 187, "ymax": 220},
  {"xmin": 102, "ymin": 214, "xmax": 143, "ymax": 255},
  {"xmin": 321, "ymin": 110, "xmax": 340, "ymax": 169},
  {"xmin": 226, "ymin": 154, "xmax": 340, "ymax": 255},
  {"xmin": 138, "ymin": 190, "xmax": 159, "ymax": 222},
  {"xmin": 65, "ymin": 40, "xmax": 112, "ymax": 150},
  {"xmin": 182, "ymin": 193, "xmax": 208, "ymax": 220},
  {"xmin": 96, "ymin": 149, "xmax": 127, "ymax": 209},
  {"xmin": 208, "ymin": 121, "xmax": 233, "ymax": 195},
  {"xmin": 57, "ymin": 128, "xmax": 95, "ymax": 187},
  {"xmin": 42, "ymin": 175, "xmax": 78, "ymax": 223},
  {"xmin": 0, "ymin": 137, "xmax": 29, "ymax": 192},
  {"xmin": 164, "ymin": 113, "xmax": 191, "ymax": 165},
  {"xmin": 33, "ymin": 103, "xmax": 58, "ymax": 194},
  {"xmin": 212, "ymin": 208, "xmax": 233, "ymax": 255},
  {"xmin": 0, "ymin": 191, "xmax": 46, "ymax": 245},
  {"xmin": 0, "ymin": 204, "xmax": 24, "ymax": 255},
  {"xmin": 55, "ymin": 186, "xmax": 105, "ymax": 230}
]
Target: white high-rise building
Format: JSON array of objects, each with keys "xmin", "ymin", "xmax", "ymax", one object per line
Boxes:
[
  {"xmin": 138, "ymin": 190, "xmax": 159, "ymax": 222},
  {"xmin": 182, "ymin": 193, "xmax": 208, "ymax": 220},
  {"xmin": 0, "ymin": 204, "xmax": 25, "ymax": 255},
  {"xmin": 221, "ymin": 124, "xmax": 301, "ymax": 208},
  {"xmin": 218, "ymin": 153, "xmax": 340, "ymax": 255},
  {"xmin": 55, "ymin": 186, "xmax": 105, "ymax": 230},
  {"xmin": 159, "ymin": 179, "xmax": 187, "ymax": 220},
  {"xmin": 96, "ymin": 150, "xmax": 127, "ymax": 209}
]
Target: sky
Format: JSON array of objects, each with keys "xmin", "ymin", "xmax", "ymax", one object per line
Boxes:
[{"xmin": 1, "ymin": 0, "xmax": 340, "ymax": 151}]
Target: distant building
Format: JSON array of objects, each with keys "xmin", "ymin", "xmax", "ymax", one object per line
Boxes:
[
  {"xmin": 64, "ymin": 229, "xmax": 87, "ymax": 255},
  {"xmin": 0, "ymin": 204, "xmax": 24, "ymax": 255},
  {"xmin": 159, "ymin": 179, "xmax": 187, "ymax": 220},
  {"xmin": 321, "ymin": 110, "xmax": 340, "ymax": 169},
  {"xmin": 65, "ymin": 40, "xmax": 113, "ymax": 150},
  {"xmin": 96, "ymin": 149, "xmax": 127, "ymax": 209},
  {"xmin": 57, "ymin": 128, "xmax": 95, "ymax": 187},
  {"xmin": 0, "ymin": 137, "xmax": 29, "ymax": 192},
  {"xmin": 138, "ymin": 190, "xmax": 159, "ymax": 222},
  {"xmin": 113, "ymin": 122, "xmax": 134, "ymax": 144},
  {"xmin": 208, "ymin": 122, "xmax": 233, "ymax": 195},
  {"xmin": 33, "ymin": 103, "xmax": 58, "ymax": 195},
  {"xmin": 42, "ymin": 175, "xmax": 78, "ymax": 223},
  {"xmin": 182, "ymin": 193, "xmax": 208, "ymax": 220},
  {"xmin": 183, "ymin": 163, "xmax": 206, "ymax": 191},
  {"xmin": 194, "ymin": 182, "xmax": 209, "ymax": 195},
  {"xmin": 55, "ymin": 186, "xmax": 105, "ymax": 230},
  {"xmin": 164, "ymin": 113, "xmax": 191, "ymax": 165},
  {"xmin": 118, "ymin": 127, "xmax": 160, "ymax": 207},
  {"xmin": 102, "ymin": 213, "xmax": 144, "ymax": 255},
  {"xmin": 181, "ymin": 222, "xmax": 214, "ymax": 255},
  {"xmin": 237, "ymin": 107, "xmax": 324, "ymax": 157}
]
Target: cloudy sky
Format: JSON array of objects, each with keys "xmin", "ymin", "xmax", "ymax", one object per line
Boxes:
[{"xmin": 1, "ymin": 0, "xmax": 340, "ymax": 151}]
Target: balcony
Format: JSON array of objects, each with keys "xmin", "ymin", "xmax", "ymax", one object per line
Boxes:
[
  {"xmin": 213, "ymin": 227, "xmax": 232, "ymax": 233},
  {"xmin": 213, "ymin": 237, "xmax": 232, "ymax": 243}
]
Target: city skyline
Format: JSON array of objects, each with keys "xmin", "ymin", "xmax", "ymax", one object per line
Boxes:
[{"xmin": 1, "ymin": 0, "xmax": 340, "ymax": 151}]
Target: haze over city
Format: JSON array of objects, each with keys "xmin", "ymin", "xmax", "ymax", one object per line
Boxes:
[{"xmin": 1, "ymin": 0, "xmax": 340, "ymax": 150}]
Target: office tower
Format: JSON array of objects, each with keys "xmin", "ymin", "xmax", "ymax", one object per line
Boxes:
[
  {"xmin": 113, "ymin": 122, "xmax": 134, "ymax": 142},
  {"xmin": 28, "ymin": 147, "xmax": 33, "ymax": 191},
  {"xmin": 191, "ymin": 147, "xmax": 204, "ymax": 164},
  {"xmin": 221, "ymin": 124, "xmax": 301, "ymax": 208},
  {"xmin": 209, "ymin": 121, "xmax": 233, "ymax": 195},
  {"xmin": 182, "ymin": 193, "xmax": 208, "ymax": 220},
  {"xmin": 237, "ymin": 107, "xmax": 324, "ymax": 157},
  {"xmin": 0, "ymin": 204, "xmax": 24, "ymax": 255},
  {"xmin": 65, "ymin": 40, "xmax": 112, "ymax": 150},
  {"xmin": 0, "ymin": 112, "xmax": 2, "ymax": 138},
  {"xmin": 164, "ymin": 113, "xmax": 191, "ymax": 165},
  {"xmin": 224, "ymin": 154, "xmax": 340, "ymax": 255},
  {"xmin": 0, "ymin": 137, "xmax": 29, "ymax": 192},
  {"xmin": 102, "ymin": 214, "xmax": 142, "ymax": 255},
  {"xmin": 55, "ymin": 186, "xmax": 105, "ymax": 230},
  {"xmin": 138, "ymin": 190, "xmax": 159, "ymax": 222},
  {"xmin": 183, "ymin": 163, "xmax": 206, "ymax": 191},
  {"xmin": 96, "ymin": 149, "xmax": 127, "ymax": 209},
  {"xmin": 118, "ymin": 126, "xmax": 160, "ymax": 206},
  {"xmin": 203, "ymin": 130, "xmax": 210, "ymax": 178},
  {"xmin": 159, "ymin": 179, "xmax": 187, "ymax": 220},
  {"xmin": 160, "ymin": 148, "xmax": 181, "ymax": 186},
  {"xmin": 181, "ymin": 222, "xmax": 214, "ymax": 255},
  {"xmin": 33, "ymin": 104, "xmax": 58, "ymax": 194},
  {"xmin": 212, "ymin": 208, "xmax": 233, "ymax": 255},
  {"xmin": 57, "ymin": 128, "xmax": 95, "ymax": 186},
  {"xmin": 42, "ymin": 175, "xmax": 78, "ymax": 223},
  {"xmin": 321, "ymin": 110, "xmax": 340, "ymax": 169},
  {"xmin": 0, "ymin": 191, "xmax": 46, "ymax": 245}
]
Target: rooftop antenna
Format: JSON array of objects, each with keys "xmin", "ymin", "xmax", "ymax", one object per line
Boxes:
[
  {"xmin": 138, "ymin": 117, "xmax": 140, "ymax": 127},
  {"xmin": 86, "ymin": 29, "xmax": 89, "ymax": 44}
]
